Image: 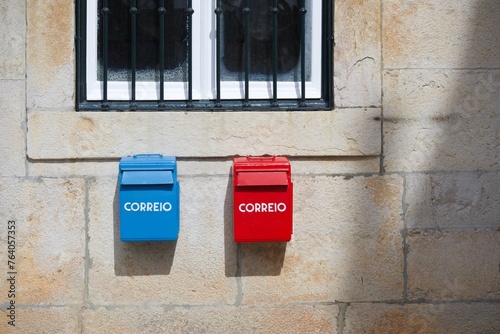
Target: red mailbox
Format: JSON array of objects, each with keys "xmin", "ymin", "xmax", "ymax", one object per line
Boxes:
[{"xmin": 233, "ymin": 156, "xmax": 293, "ymax": 242}]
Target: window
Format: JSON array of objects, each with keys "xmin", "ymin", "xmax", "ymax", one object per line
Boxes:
[{"xmin": 76, "ymin": 0, "xmax": 332, "ymax": 110}]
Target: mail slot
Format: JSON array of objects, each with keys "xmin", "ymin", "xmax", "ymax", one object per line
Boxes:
[
  {"xmin": 233, "ymin": 156, "xmax": 293, "ymax": 242},
  {"xmin": 118, "ymin": 154, "xmax": 179, "ymax": 242}
]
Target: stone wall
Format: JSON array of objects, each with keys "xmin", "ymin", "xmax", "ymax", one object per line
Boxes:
[{"xmin": 0, "ymin": 0, "xmax": 499, "ymax": 333}]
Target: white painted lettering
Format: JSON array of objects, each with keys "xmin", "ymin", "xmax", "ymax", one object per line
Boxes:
[
  {"xmin": 238, "ymin": 202, "xmax": 287, "ymax": 213},
  {"xmin": 255, "ymin": 203, "xmax": 261, "ymax": 212},
  {"xmin": 124, "ymin": 202, "xmax": 173, "ymax": 213},
  {"xmin": 277, "ymin": 203, "xmax": 286, "ymax": 212},
  {"xmin": 163, "ymin": 202, "xmax": 172, "ymax": 212}
]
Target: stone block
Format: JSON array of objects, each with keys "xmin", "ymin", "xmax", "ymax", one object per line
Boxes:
[
  {"xmin": 27, "ymin": 109, "xmax": 381, "ymax": 159},
  {"xmin": 0, "ymin": 1, "xmax": 25, "ymax": 79},
  {"xmin": 291, "ymin": 157, "xmax": 381, "ymax": 175},
  {"xmin": 407, "ymin": 230, "xmax": 500, "ymax": 300},
  {"xmin": 406, "ymin": 172, "xmax": 500, "ymax": 229},
  {"xmin": 383, "ymin": 1, "xmax": 500, "ymax": 68},
  {"xmin": 82, "ymin": 305, "xmax": 336, "ymax": 334},
  {"xmin": 28, "ymin": 161, "xmax": 120, "ymax": 178},
  {"xmin": 28, "ymin": 158, "xmax": 380, "ymax": 178},
  {"xmin": 334, "ymin": 0, "xmax": 381, "ymax": 107},
  {"xmin": 343, "ymin": 302, "xmax": 500, "ymax": 334},
  {"xmin": 87, "ymin": 176, "xmax": 238, "ymax": 305},
  {"xmin": 383, "ymin": 69, "xmax": 500, "ymax": 172},
  {"xmin": 0, "ymin": 80, "xmax": 26, "ymax": 176},
  {"xmin": 27, "ymin": 0, "xmax": 74, "ymax": 110},
  {"xmin": 240, "ymin": 174, "xmax": 404, "ymax": 304},
  {"xmin": 0, "ymin": 307, "xmax": 79, "ymax": 334},
  {"xmin": 0, "ymin": 177, "xmax": 86, "ymax": 305}
]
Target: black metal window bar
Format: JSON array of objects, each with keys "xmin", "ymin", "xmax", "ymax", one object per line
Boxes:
[{"xmin": 76, "ymin": 0, "xmax": 332, "ymax": 111}]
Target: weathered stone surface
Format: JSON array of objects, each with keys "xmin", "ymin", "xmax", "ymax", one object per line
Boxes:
[
  {"xmin": 343, "ymin": 302, "xmax": 500, "ymax": 334},
  {"xmin": 406, "ymin": 172, "xmax": 500, "ymax": 229},
  {"xmin": 407, "ymin": 230, "xmax": 500, "ymax": 300},
  {"xmin": 383, "ymin": 1, "xmax": 500, "ymax": 68},
  {"xmin": 27, "ymin": 109, "xmax": 382, "ymax": 159},
  {"xmin": 28, "ymin": 158, "xmax": 380, "ymax": 178},
  {"xmin": 0, "ymin": 307, "xmax": 79, "ymax": 334},
  {"xmin": 383, "ymin": 69, "xmax": 500, "ymax": 172},
  {"xmin": 0, "ymin": 177, "xmax": 86, "ymax": 305},
  {"xmin": 0, "ymin": 1, "xmax": 25, "ymax": 79},
  {"xmin": 240, "ymin": 174, "xmax": 404, "ymax": 304},
  {"xmin": 291, "ymin": 157, "xmax": 381, "ymax": 175},
  {"xmin": 28, "ymin": 161, "xmax": 121, "ymax": 178},
  {"xmin": 0, "ymin": 80, "xmax": 26, "ymax": 176},
  {"xmin": 87, "ymin": 177, "xmax": 238, "ymax": 305},
  {"xmin": 82, "ymin": 305, "xmax": 336, "ymax": 334},
  {"xmin": 27, "ymin": 0, "xmax": 74, "ymax": 110},
  {"xmin": 334, "ymin": 0, "xmax": 381, "ymax": 107}
]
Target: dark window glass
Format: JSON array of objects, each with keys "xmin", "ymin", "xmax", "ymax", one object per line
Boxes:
[
  {"xmin": 97, "ymin": 0, "xmax": 188, "ymax": 82},
  {"xmin": 221, "ymin": 0, "xmax": 302, "ymax": 82}
]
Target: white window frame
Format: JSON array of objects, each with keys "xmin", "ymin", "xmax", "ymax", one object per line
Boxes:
[{"xmin": 86, "ymin": 0, "xmax": 322, "ymax": 101}]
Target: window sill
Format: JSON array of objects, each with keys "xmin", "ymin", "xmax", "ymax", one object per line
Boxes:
[{"xmin": 27, "ymin": 109, "xmax": 381, "ymax": 159}]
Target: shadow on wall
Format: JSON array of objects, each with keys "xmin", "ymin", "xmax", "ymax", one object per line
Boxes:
[
  {"xmin": 385, "ymin": 1, "xmax": 499, "ymax": 174},
  {"xmin": 334, "ymin": 1, "xmax": 500, "ymax": 331},
  {"xmin": 385, "ymin": 0, "xmax": 500, "ymax": 227},
  {"xmin": 373, "ymin": 0, "xmax": 500, "ymax": 328},
  {"xmin": 112, "ymin": 183, "xmax": 177, "ymax": 276}
]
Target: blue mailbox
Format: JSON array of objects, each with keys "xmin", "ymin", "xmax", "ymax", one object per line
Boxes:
[{"xmin": 118, "ymin": 154, "xmax": 180, "ymax": 242}]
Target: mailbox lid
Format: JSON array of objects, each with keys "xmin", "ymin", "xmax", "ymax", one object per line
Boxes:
[
  {"xmin": 233, "ymin": 156, "xmax": 291, "ymax": 186},
  {"xmin": 119, "ymin": 154, "xmax": 176, "ymax": 172},
  {"xmin": 236, "ymin": 171, "xmax": 288, "ymax": 186},
  {"xmin": 119, "ymin": 154, "xmax": 177, "ymax": 186},
  {"xmin": 121, "ymin": 170, "xmax": 174, "ymax": 185}
]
